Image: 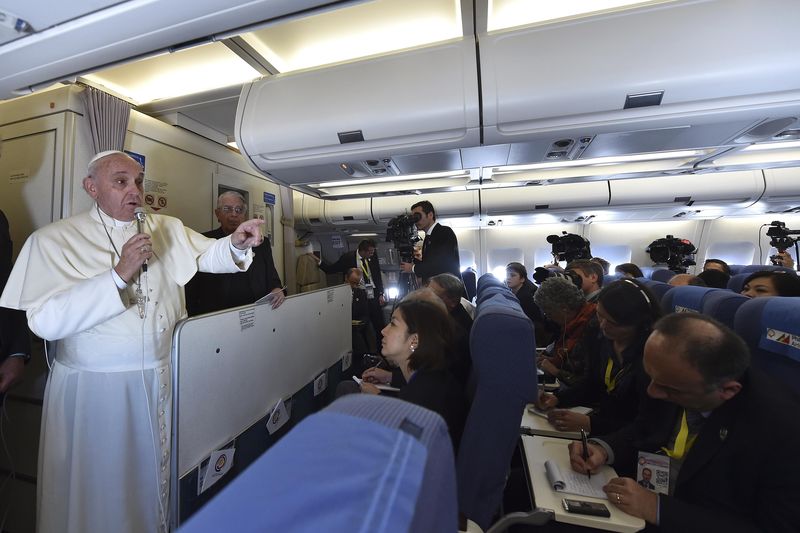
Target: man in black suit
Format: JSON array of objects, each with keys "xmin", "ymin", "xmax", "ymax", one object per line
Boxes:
[
  {"xmin": 319, "ymin": 239, "xmax": 385, "ymax": 342},
  {"xmin": 185, "ymin": 192, "xmax": 284, "ymax": 316},
  {"xmin": 568, "ymin": 313, "xmax": 800, "ymax": 533},
  {"xmin": 400, "ymin": 200, "xmax": 461, "ymax": 283},
  {"xmin": 0, "ymin": 210, "xmax": 30, "ymax": 393}
]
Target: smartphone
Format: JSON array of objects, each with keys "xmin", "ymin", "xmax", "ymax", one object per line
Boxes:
[{"xmin": 562, "ymin": 499, "xmax": 611, "ymax": 517}]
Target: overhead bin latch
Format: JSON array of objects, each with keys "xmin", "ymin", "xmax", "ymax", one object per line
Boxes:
[{"xmin": 338, "ymin": 130, "xmax": 365, "ymax": 144}]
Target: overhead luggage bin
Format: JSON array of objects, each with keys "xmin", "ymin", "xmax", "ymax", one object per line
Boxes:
[
  {"xmin": 371, "ymin": 190, "xmax": 479, "ymax": 224},
  {"xmin": 481, "ymin": 181, "xmax": 610, "ymax": 216},
  {"xmin": 236, "ymin": 38, "xmax": 480, "ymax": 185},
  {"xmin": 608, "ymin": 171, "xmax": 764, "ymax": 208},
  {"xmin": 324, "ymin": 198, "xmax": 372, "ymax": 226},
  {"xmin": 480, "ymin": 0, "xmax": 800, "ymax": 151},
  {"xmin": 760, "ymin": 167, "xmax": 800, "ymax": 211}
]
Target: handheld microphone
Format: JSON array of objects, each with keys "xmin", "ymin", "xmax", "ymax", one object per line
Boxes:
[
  {"xmin": 134, "ymin": 207, "xmax": 146, "ymax": 234},
  {"xmin": 134, "ymin": 207, "xmax": 148, "ymax": 273}
]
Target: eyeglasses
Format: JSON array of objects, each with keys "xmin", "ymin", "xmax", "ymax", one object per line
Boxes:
[{"xmin": 220, "ymin": 206, "xmax": 246, "ymax": 215}]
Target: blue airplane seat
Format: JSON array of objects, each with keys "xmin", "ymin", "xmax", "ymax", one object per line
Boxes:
[
  {"xmin": 178, "ymin": 394, "xmax": 456, "ymax": 533},
  {"xmin": 603, "ymin": 273, "xmax": 621, "ymax": 286},
  {"xmin": 458, "ymin": 274, "xmax": 537, "ymax": 530},
  {"xmin": 639, "ymin": 279, "xmax": 674, "ymax": 303},
  {"xmin": 650, "ymin": 269, "xmax": 676, "ymax": 283},
  {"xmin": 727, "ymin": 272, "xmax": 751, "ymax": 293},
  {"xmin": 702, "ymin": 291, "xmax": 749, "ymax": 329},
  {"xmin": 462, "ymin": 267, "xmax": 478, "ymax": 302},
  {"xmin": 476, "ymin": 275, "xmax": 516, "ymax": 306},
  {"xmin": 661, "ymin": 285, "xmax": 719, "ymax": 314},
  {"xmin": 733, "ymin": 297, "xmax": 800, "ymax": 395}
]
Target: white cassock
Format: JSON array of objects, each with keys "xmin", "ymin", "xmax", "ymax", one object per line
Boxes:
[{"xmin": 0, "ymin": 204, "xmax": 252, "ymax": 533}]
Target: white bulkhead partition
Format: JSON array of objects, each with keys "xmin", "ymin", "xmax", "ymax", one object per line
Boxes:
[
  {"xmin": 481, "ymin": 181, "xmax": 610, "ymax": 216},
  {"xmin": 371, "ymin": 190, "xmax": 479, "ymax": 224},
  {"xmin": 480, "ymin": 0, "xmax": 800, "ymax": 147},
  {"xmin": 236, "ymin": 37, "xmax": 480, "ymax": 182},
  {"xmin": 323, "ymin": 198, "xmax": 372, "ymax": 225}
]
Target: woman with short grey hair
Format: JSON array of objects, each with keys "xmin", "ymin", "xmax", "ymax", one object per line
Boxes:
[{"xmin": 534, "ymin": 276, "xmax": 598, "ymax": 387}]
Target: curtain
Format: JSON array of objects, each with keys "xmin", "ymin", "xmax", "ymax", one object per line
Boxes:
[{"xmin": 81, "ymin": 85, "xmax": 132, "ymax": 153}]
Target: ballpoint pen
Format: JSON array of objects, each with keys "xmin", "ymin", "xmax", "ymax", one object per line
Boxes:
[{"xmin": 580, "ymin": 428, "xmax": 591, "ymax": 480}]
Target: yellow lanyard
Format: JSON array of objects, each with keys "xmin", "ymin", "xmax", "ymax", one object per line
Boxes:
[
  {"xmin": 662, "ymin": 410, "xmax": 698, "ymax": 460},
  {"xmin": 603, "ymin": 357, "xmax": 624, "ymax": 392},
  {"xmin": 360, "ymin": 256, "xmax": 371, "ymax": 282}
]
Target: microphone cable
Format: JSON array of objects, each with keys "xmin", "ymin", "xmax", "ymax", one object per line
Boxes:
[{"xmin": 137, "ymin": 225, "xmax": 168, "ymax": 532}]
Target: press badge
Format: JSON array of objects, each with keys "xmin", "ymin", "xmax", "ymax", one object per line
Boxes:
[
  {"xmin": 364, "ymin": 283, "xmax": 375, "ymax": 300},
  {"xmin": 636, "ymin": 451, "xmax": 670, "ymax": 495}
]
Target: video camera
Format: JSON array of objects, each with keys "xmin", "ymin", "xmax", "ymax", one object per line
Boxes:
[
  {"xmin": 546, "ymin": 232, "xmax": 592, "ymax": 264},
  {"xmin": 386, "ymin": 212, "xmax": 422, "ymax": 263},
  {"xmin": 766, "ymin": 221, "xmax": 800, "ymax": 266},
  {"xmin": 532, "ymin": 266, "xmax": 583, "ymax": 288},
  {"xmin": 646, "ymin": 235, "xmax": 697, "ymax": 273}
]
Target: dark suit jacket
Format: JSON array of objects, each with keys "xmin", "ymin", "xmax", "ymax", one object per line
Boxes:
[
  {"xmin": 0, "ymin": 210, "xmax": 30, "ymax": 361},
  {"xmin": 185, "ymin": 227, "xmax": 283, "ymax": 316},
  {"xmin": 400, "ymin": 368, "xmax": 468, "ymax": 453},
  {"xmin": 413, "ymin": 223, "xmax": 461, "ymax": 282},
  {"xmin": 603, "ymin": 369, "xmax": 800, "ymax": 533},
  {"xmin": 320, "ymin": 250, "xmax": 384, "ymax": 295}
]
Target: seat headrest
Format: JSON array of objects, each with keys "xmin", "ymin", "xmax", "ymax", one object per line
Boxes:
[{"xmin": 179, "ymin": 395, "xmax": 456, "ymax": 533}]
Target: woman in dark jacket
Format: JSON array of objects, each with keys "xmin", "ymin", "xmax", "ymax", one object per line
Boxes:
[{"xmin": 359, "ymin": 298, "xmax": 467, "ymax": 451}]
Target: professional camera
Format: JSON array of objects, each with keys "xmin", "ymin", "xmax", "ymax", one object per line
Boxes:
[
  {"xmin": 532, "ymin": 266, "xmax": 583, "ymax": 288},
  {"xmin": 646, "ymin": 235, "xmax": 697, "ymax": 273},
  {"xmin": 546, "ymin": 232, "xmax": 592, "ymax": 264},
  {"xmin": 766, "ymin": 221, "xmax": 800, "ymax": 266},
  {"xmin": 386, "ymin": 212, "xmax": 422, "ymax": 263}
]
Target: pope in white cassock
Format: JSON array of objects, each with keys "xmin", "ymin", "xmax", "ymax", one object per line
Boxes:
[{"xmin": 0, "ymin": 151, "xmax": 264, "ymax": 533}]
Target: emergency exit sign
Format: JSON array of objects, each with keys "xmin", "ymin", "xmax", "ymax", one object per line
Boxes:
[{"xmin": 263, "ymin": 192, "xmax": 276, "ymax": 205}]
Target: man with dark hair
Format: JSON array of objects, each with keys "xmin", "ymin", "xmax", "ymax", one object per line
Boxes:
[
  {"xmin": 400, "ymin": 200, "xmax": 461, "ymax": 283},
  {"xmin": 702, "ymin": 258, "xmax": 731, "ymax": 276},
  {"xmin": 319, "ymin": 239, "xmax": 385, "ymax": 340},
  {"xmin": 186, "ymin": 191, "xmax": 285, "ymax": 315},
  {"xmin": 568, "ymin": 313, "xmax": 800, "ymax": 533},
  {"xmin": 566, "ymin": 259, "xmax": 604, "ymax": 302},
  {"xmin": 428, "ymin": 273, "xmax": 472, "ymax": 385},
  {"xmin": 696, "ymin": 268, "xmax": 730, "ymax": 289}
]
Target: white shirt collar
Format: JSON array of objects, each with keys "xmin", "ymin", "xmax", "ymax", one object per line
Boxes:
[{"xmin": 426, "ymin": 221, "xmax": 439, "ymax": 236}]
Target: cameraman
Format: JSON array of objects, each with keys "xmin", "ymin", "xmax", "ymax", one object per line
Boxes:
[
  {"xmin": 772, "ymin": 251, "xmax": 795, "ymax": 269},
  {"xmin": 566, "ymin": 259, "xmax": 604, "ymax": 302},
  {"xmin": 399, "ymin": 201, "xmax": 461, "ymax": 283}
]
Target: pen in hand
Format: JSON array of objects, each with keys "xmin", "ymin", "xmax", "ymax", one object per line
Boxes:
[{"xmin": 580, "ymin": 428, "xmax": 591, "ymax": 480}]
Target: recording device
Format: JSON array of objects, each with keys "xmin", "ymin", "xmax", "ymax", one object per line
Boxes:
[
  {"xmin": 532, "ymin": 266, "xmax": 583, "ymax": 288},
  {"xmin": 562, "ymin": 499, "xmax": 611, "ymax": 517},
  {"xmin": 646, "ymin": 235, "xmax": 696, "ymax": 273},
  {"xmin": 134, "ymin": 207, "xmax": 148, "ymax": 273},
  {"xmin": 766, "ymin": 221, "xmax": 800, "ymax": 266},
  {"xmin": 386, "ymin": 212, "xmax": 422, "ymax": 264},
  {"xmin": 546, "ymin": 232, "xmax": 592, "ymax": 264}
]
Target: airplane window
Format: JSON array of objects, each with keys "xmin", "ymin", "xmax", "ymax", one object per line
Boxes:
[
  {"xmin": 459, "ymin": 249, "xmax": 476, "ymax": 273},
  {"xmin": 704, "ymin": 241, "xmax": 756, "ymax": 266},
  {"xmin": 488, "ymin": 247, "xmax": 524, "ymax": 279},
  {"xmin": 591, "ymin": 244, "xmax": 632, "ymax": 273},
  {"xmin": 534, "ymin": 246, "xmax": 554, "ymax": 267}
]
